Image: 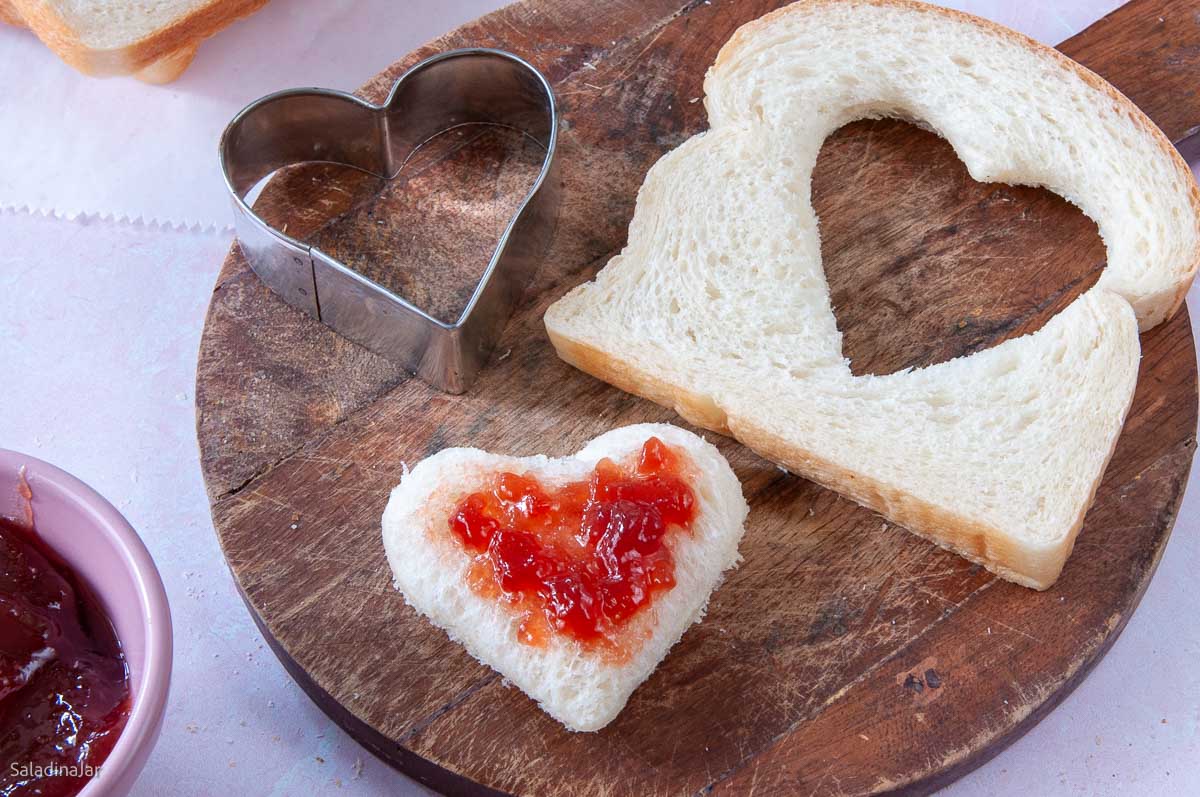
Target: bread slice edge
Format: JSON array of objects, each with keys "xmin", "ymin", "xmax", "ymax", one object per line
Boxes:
[
  {"xmin": 7, "ymin": 0, "xmax": 269, "ymax": 81},
  {"xmin": 545, "ymin": 315, "xmax": 1138, "ymax": 591}
]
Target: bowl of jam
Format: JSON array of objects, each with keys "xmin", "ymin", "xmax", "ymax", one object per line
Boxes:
[{"xmin": 0, "ymin": 450, "xmax": 172, "ymax": 797}]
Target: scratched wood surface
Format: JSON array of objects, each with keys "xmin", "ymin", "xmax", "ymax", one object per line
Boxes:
[{"xmin": 196, "ymin": 1, "xmax": 1200, "ymax": 794}]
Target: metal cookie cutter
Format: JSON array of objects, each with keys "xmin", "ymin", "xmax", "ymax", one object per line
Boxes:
[{"xmin": 219, "ymin": 49, "xmax": 559, "ymax": 393}]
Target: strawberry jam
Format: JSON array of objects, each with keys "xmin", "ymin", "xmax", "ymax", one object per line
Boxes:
[
  {"xmin": 0, "ymin": 516, "xmax": 130, "ymax": 797},
  {"xmin": 448, "ymin": 437, "xmax": 697, "ymax": 648}
]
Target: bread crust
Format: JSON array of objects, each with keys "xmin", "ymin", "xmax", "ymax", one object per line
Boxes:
[
  {"xmin": 6, "ymin": 0, "xmax": 269, "ymax": 81},
  {"xmin": 0, "ymin": 0, "xmax": 23, "ymax": 27},
  {"xmin": 712, "ymin": 0, "xmax": 1200, "ymax": 330},
  {"xmin": 545, "ymin": 322, "xmax": 1135, "ymax": 591}
]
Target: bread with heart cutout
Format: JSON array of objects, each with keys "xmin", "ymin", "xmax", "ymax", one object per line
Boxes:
[
  {"xmin": 381, "ymin": 424, "xmax": 748, "ymax": 731},
  {"xmin": 544, "ymin": 0, "xmax": 1200, "ymax": 589}
]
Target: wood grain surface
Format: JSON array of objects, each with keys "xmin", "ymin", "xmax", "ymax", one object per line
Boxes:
[{"xmin": 196, "ymin": 1, "xmax": 1200, "ymax": 794}]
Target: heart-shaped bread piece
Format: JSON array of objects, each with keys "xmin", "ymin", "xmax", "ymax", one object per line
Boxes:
[
  {"xmin": 544, "ymin": 0, "xmax": 1200, "ymax": 589},
  {"xmin": 381, "ymin": 424, "xmax": 748, "ymax": 731}
]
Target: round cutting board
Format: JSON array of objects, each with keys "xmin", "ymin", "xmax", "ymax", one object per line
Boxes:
[{"xmin": 197, "ymin": 1, "xmax": 1200, "ymax": 794}]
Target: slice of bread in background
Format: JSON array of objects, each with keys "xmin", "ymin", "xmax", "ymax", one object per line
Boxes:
[
  {"xmin": 0, "ymin": 1, "xmax": 23, "ymax": 26},
  {"xmin": 2, "ymin": 0, "xmax": 269, "ymax": 82},
  {"xmin": 545, "ymin": 0, "xmax": 1200, "ymax": 589},
  {"xmin": 381, "ymin": 423, "xmax": 749, "ymax": 732}
]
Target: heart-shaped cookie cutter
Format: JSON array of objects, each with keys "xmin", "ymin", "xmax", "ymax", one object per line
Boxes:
[{"xmin": 219, "ymin": 48, "xmax": 559, "ymax": 393}]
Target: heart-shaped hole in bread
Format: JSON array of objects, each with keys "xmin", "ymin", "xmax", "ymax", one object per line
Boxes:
[{"xmin": 816, "ymin": 118, "xmax": 1105, "ymax": 376}]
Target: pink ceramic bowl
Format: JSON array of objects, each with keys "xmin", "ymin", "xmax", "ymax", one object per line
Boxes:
[{"xmin": 0, "ymin": 450, "xmax": 172, "ymax": 796}]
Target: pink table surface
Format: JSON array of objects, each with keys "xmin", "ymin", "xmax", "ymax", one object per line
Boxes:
[{"xmin": 2, "ymin": 1, "xmax": 1196, "ymax": 795}]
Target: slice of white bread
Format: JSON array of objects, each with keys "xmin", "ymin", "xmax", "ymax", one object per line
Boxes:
[
  {"xmin": 1, "ymin": 0, "xmax": 268, "ymax": 82},
  {"xmin": 545, "ymin": 0, "xmax": 1200, "ymax": 589},
  {"xmin": 381, "ymin": 423, "xmax": 749, "ymax": 731}
]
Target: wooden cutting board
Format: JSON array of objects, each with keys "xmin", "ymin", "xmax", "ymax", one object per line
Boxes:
[{"xmin": 196, "ymin": 1, "xmax": 1200, "ymax": 794}]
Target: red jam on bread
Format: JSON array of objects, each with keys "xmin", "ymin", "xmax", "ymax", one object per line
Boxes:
[
  {"xmin": 0, "ymin": 516, "xmax": 130, "ymax": 797},
  {"xmin": 448, "ymin": 437, "xmax": 698, "ymax": 650}
]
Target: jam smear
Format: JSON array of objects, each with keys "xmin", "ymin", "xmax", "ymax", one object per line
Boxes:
[
  {"xmin": 0, "ymin": 516, "xmax": 130, "ymax": 797},
  {"xmin": 448, "ymin": 437, "xmax": 697, "ymax": 648}
]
